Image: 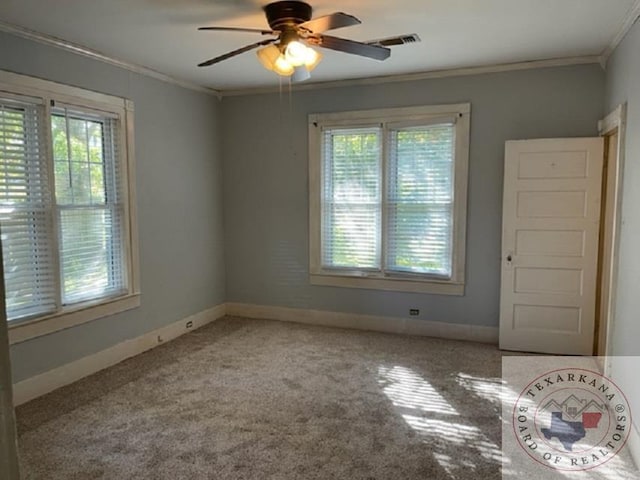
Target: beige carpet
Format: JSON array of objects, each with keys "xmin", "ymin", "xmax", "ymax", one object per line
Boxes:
[{"xmin": 17, "ymin": 316, "xmax": 508, "ymax": 479}]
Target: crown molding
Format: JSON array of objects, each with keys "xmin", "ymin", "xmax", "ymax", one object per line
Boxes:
[
  {"xmin": 601, "ymin": 0, "xmax": 640, "ymax": 64},
  {"xmin": 220, "ymin": 55, "xmax": 602, "ymax": 97},
  {"xmin": 0, "ymin": 20, "xmax": 221, "ymax": 98}
]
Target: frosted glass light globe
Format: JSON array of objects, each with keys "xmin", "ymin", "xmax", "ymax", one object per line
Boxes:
[{"xmin": 285, "ymin": 41, "xmax": 308, "ymax": 67}]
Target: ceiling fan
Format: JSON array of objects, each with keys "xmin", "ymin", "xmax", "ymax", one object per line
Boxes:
[{"xmin": 197, "ymin": 1, "xmax": 419, "ymax": 80}]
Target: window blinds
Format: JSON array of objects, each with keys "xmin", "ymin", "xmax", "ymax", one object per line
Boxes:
[
  {"xmin": 320, "ymin": 122, "xmax": 455, "ymax": 278},
  {"xmin": 0, "ymin": 96, "xmax": 57, "ymax": 320},
  {"xmin": 0, "ymin": 95, "xmax": 127, "ymax": 322},
  {"xmin": 51, "ymin": 108, "xmax": 126, "ymax": 305},
  {"xmin": 386, "ymin": 124, "xmax": 454, "ymax": 277},
  {"xmin": 321, "ymin": 127, "xmax": 381, "ymax": 270}
]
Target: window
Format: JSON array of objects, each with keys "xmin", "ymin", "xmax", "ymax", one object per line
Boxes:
[
  {"xmin": 309, "ymin": 104, "xmax": 470, "ymax": 295},
  {"xmin": 51, "ymin": 108, "xmax": 126, "ymax": 305},
  {"xmin": 0, "ymin": 71, "xmax": 139, "ymax": 342}
]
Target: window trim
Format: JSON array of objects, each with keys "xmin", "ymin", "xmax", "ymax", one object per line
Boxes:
[
  {"xmin": 309, "ymin": 103, "xmax": 470, "ymax": 295},
  {"xmin": 0, "ymin": 70, "xmax": 140, "ymax": 344}
]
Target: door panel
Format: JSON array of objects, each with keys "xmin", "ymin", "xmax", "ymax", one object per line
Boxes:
[
  {"xmin": 514, "ymin": 267, "xmax": 583, "ymax": 295},
  {"xmin": 517, "ymin": 150, "xmax": 588, "ymax": 179},
  {"xmin": 515, "ymin": 229, "xmax": 585, "ymax": 257},
  {"xmin": 500, "ymin": 138, "xmax": 604, "ymax": 354},
  {"xmin": 512, "ymin": 304, "xmax": 581, "ymax": 333}
]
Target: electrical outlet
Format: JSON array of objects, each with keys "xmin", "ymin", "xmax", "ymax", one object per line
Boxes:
[
  {"xmin": 186, "ymin": 320, "xmax": 193, "ymax": 329},
  {"xmin": 409, "ymin": 309, "xmax": 420, "ymax": 316}
]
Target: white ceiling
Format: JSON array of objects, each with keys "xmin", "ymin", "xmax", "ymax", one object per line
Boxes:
[{"xmin": 0, "ymin": 0, "xmax": 636, "ymax": 92}]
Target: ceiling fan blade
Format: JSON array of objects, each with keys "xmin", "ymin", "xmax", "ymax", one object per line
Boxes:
[
  {"xmin": 198, "ymin": 26, "xmax": 275, "ymax": 35},
  {"xmin": 198, "ymin": 38, "xmax": 276, "ymax": 67},
  {"xmin": 299, "ymin": 12, "xmax": 361, "ymax": 34},
  {"xmin": 366, "ymin": 34, "xmax": 421, "ymax": 47},
  {"xmin": 312, "ymin": 34, "xmax": 390, "ymax": 61}
]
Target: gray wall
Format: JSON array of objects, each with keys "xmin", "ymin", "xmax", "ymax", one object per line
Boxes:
[
  {"xmin": 1, "ymin": 32, "xmax": 226, "ymax": 383},
  {"xmin": 604, "ymin": 20, "xmax": 640, "ymax": 433},
  {"xmin": 221, "ymin": 65, "xmax": 605, "ymax": 327}
]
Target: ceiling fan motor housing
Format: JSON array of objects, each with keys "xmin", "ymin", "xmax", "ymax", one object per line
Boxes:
[{"xmin": 264, "ymin": 1, "xmax": 313, "ymax": 30}]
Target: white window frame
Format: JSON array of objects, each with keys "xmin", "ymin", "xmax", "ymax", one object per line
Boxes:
[
  {"xmin": 0, "ymin": 70, "xmax": 140, "ymax": 344},
  {"xmin": 309, "ymin": 103, "xmax": 470, "ymax": 295}
]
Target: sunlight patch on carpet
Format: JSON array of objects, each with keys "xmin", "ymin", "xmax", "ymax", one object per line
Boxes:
[
  {"xmin": 378, "ymin": 365, "xmax": 459, "ymax": 415},
  {"xmin": 378, "ymin": 364, "xmax": 506, "ymax": 478}
]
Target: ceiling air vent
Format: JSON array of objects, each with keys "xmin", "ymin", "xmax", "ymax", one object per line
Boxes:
[{"xmin": 367, "ymin": 34, "xmax": 421, "ymax": 47}]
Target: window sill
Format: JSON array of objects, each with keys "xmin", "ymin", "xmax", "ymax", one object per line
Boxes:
[
  {"xmin": 310, "ymin": 273, "xmax": 465, "ymax": 295},
  {"xmin": 8, "ymin": 293, "xmax": 141, "ymax": 345}
]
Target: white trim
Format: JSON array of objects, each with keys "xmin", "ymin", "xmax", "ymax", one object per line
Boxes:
[
  {"xmin": 226, "ymin": 303, "xmax": 498, "ymax": 344},
  {"xmin": 222, "ymin": 56, "xmax": 601, "ymax": 97},
  {"xmin": 629, "ymin": 423, "xmax": 640, "ymax": 472},
  {"xmin": 597, "ymin": 104, "xmax": 627, "ymax": 370},
  {"xmin": 0, "ymin": 247, "xmax": 19, "ymax": 478},
  {"xmin": 598, "ymin": 103, "xmax": 627, "ymax": 135},
  {"xmin": 8, "ymin": 294, "xmax": 141, "ymax": 345},
  {"xmin": 601, "ymin": 0, "xmax": 640, "ymax": 64},
  {"xmin": 124, "ymin": 103, "xmax": 141, "ymax": 295},
  {"xmin": 310, "ymin": 103, "xmax": 471, "ymax": 123},
  {"xmin": 0, "ymin": 69, "xmax": 126, "ymax": 110},
  {"xmin": 12, "ymin": 304, "xmax": 226, "ymax": 405},
  {"xmin": 309, "ymin": 274, "xmax": 464, "ymax": 295},
  {"xmin": 0, "ymin": 20, "xmax": 220, "ymax": 98}
]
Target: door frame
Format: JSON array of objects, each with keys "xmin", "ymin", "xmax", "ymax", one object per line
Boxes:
[{"xmin": 595, "ymin": 103, "xmax": 627, "ymax": 370}]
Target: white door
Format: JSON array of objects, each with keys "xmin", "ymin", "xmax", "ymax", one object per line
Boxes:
[{"xmin": 500, "ymin": 138, "xmax": 604, "ymax": 355}]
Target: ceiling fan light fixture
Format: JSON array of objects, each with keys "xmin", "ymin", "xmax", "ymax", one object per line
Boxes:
[
  {"xmin": 257, "ymin": 44, "xmax": 294, "ymax": 75},
  {"xmin": 285, "ymin": 40, "xmax": 322, "ymax": 71},
  {"xmin": 256, "ymin": 44, "xmax": 281, "ymax": 71},
  {"xmin": 303, "ymin": 47, "xmax": 322, "ymax": 71},
  {"xmin": 273, "ymin": 55, "xmax": 295, "ymax": 76},
  {"xmin": 258, "ymin": 42, "xmax": 315, "ymax": 77},
  {"xmin": 292, "ymin": 65, "xmax": 311, "ymax": 82},
  {"xmin": 284, "ymin": 40, "xmax": 308, "ymax": 66}
]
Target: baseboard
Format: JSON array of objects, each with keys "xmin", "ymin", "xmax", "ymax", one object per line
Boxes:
[
  {"xmin": 225, "ymin": 303, "xmax": 498, "ymax": 344},
  {"xmin": 12, "ymin": 304, "xmax": 225, "ymax": 406}
]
